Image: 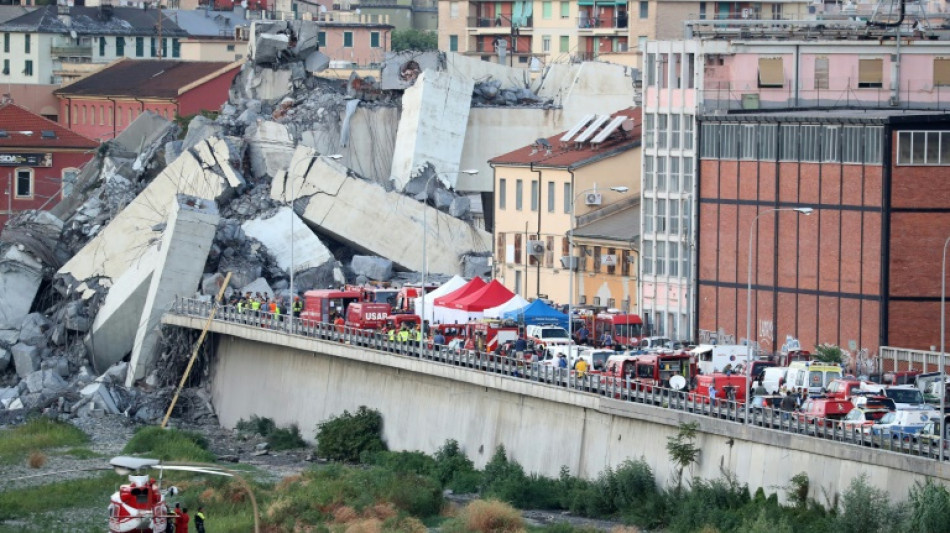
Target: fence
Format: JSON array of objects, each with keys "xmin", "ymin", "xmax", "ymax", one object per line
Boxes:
[
  {"xmin": 880, "ymin": 346, "xmax": 950, "ymax": 374},
  {"xmin": 169, "ymin": 297, "xmax": 950, "ymax": 462}
]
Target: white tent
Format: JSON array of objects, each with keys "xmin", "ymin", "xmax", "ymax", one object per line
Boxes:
[
  {"xmin": 483, "ymin": 294, "xmax": 530, "ymax": 319},
  {"xmin": 414, "ymin": 275, "xmax": 467, "ymax": 323}
]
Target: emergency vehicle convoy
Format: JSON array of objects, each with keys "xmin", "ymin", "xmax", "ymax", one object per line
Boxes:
[
  {"xmin": 573, "ymin": 309, "xmax": 646, "ymax": 347},
  {"xmin": 600, "ymin": 350, "xmax": 696, "ymax": 392},
  {"xmin": 300, "ymin": 289, "xmax": 421, "ymax": 332}
]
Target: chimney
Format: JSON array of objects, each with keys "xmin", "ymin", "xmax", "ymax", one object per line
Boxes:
[{"xmin": 57, "ymin": 1, "xmax": 72, "ymax": 26}]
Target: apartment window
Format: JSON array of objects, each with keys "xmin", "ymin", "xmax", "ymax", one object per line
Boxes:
[
  {"xmin": 669, "ymin": 198, "xmax": 679, "ymax": 235},
  {"xmin": 542, "ymin": 36, "xmax": 550, "ymax": 52},
  {"xmin": 563, "ymin": 182, "xmax": 571, "ymax": 213},
  {"xmin": 135, "ymin": 37, "xmax": 144, "ymax": 57},
  {"xmin": 150, "ymin": 37, "xmax": 156, "ymax": 57},
  {"xmin": 670, "ymin": 114, "xmax": 681, "ymax": 150},
  {"xmin": 1, "ymin": 59, "xmax": 6, "ymax": 75},
  {"xmin": 542, "ymin": 1, "xmax": 552, "ymax": 18},
  {"xmin": 547, "ymin": 181, "xmax": 555, "ymax": 212},
  {"xmin": 683, "ymin": 157, "xmax": 693, "ymax": 192},
  {"xmin": 560, "ymin": 1, "xmax": 569, "ymax": 18},
  {"xmin": 516, "ymin": 179, "xmax": 523, "ymax": 210},
  {"xmin": 127, "ymin": 108, "xmax": 132, "ymax": 125},
  {"xmin": 757, "ymin": 57, "xmax": 784, "ymax": 88},
  {"xmin": 646, "ymin": 53, "xmax": 656, "ymax": 86},
  {"xmin": 99, "ymin": 37, "xmax": 106, "ymax": 56},
  {"xmin": 593, "ymin": 246, "xmax": 602, "ymax": 273},
  {"xmin": 318, "ymin": 32, "xmax": 326, "ymax": 47},
  {"xmin": 15, "ymin": 168, "xmax": 32, "ymax": 198},
  {"xmin": 642, "ymin": 241, "xmax": 653, "ymax": 275},
  {"xmin": 227, "ymin": 44, "xmax": 235, "ymax": 52},
  {"xmin": 546, "ymin": 236, "xmax": 554, "ymax": 267},
  {"xmin": 656, "ymin": 198, "xmax": 667, "ymax": 232},
  {"xmin": 343, "ymin": 32, "xmax": 353, "ymax": 48},
  {"xmin": 369, "ymin": 31, "xmax": 380, "ymax": 48},
  {"xmin": 897, "ymin": 130, "xmax": 950, "ymax": 165},
  {"xmin": 655, "ymin": 241, "xmax": 666, "ymax": 276},
  {"xmin": 639, "ymin": 0, "xmax": 648, "ymax": 18},
  {"xmin": 116, "ymin": 37, "xmax": 125, "ymax": 56},
  {"xmin": 858, "ymin": 58, "xmax": 883, "ymax": 88},
  {"xmin": 643, "ymin": 198, "xmax": 654, "ymax": 233},
  {"xmin": 669, "ymin": 242, "xmax": 679, "ymax": 277},
  {"xmin": 644, "ymin": 113, "xmax": 655, "ymax": 148},
  {"xmin": 449, "ymin": 0, "xmax": 459, "ymax": 18},
  {"xmin": 621, "ymin": 250, "xmax": 631, "ymax": 276},
  {"xmin": 683, "ymin": 115, "xmax": 694, "ymax": 150},
  {"xmin": 740, "ymin": 125, "xmax": 757, "ymax": 160},
  {"xmin": 24, "ymin": 34, "xmax": 29, "ymax": 54},
  {"xmin": 530, "ymin": 180, "xmax": 539, "ymax": 211},
  {"xmin": 23, "ymin": 59, "xmax": 31, "ymax": 76},
  {"xmin": 815, "ymin": 56, "xmax": 829, "ymax": 89},
  {"xmin": 656, "ymin": 156, "xmax": 666, "ymax": 193},
  {"xmin": 866, "ymin": 126, "xmax": 883, "ymax": 164},
  {"xmin": 670, "ymin": 157, "xmax": 679, "ymax": 193},
  {"xmin": 515, "ymin": 234, "xmax": 522, "ymax": 264},
  {"xmin": 3, "ymin": 33, "xmax": 8, "ymax": 53},
  {"xmin": 698, "ymin": 2, "xmax": 706, "ymax": 18},
  {"xmin": 449, "ymin": 35, "xmax": 458, "ymax": 52},
  {"xmin": 686, "ymin": 53, "xmax": 695, "ymax": 88},
  {"xmin": 644, "ymin": 155, "xmax": 654, "ymax": 192},
  {"xmin": 99, "ymin": 105, "xmax": 105, "ymax": 125},
  {"xmin": 822, "ymin": 126, "xmax": 840, "ymax": 162},
  {"xmin": 498, "ymin": 178, "xmax": 507, "ymax": 209},
  {"xmin": 559, "ymin": 35, "xmax": 569, "ymax": 53},
  {"xmin": 172, "ymin": 38, "xmax": 180, "ymax": 58}
]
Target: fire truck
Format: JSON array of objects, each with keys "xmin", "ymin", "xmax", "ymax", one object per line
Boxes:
[
  {"xmin": 467, "ymin": 321, "xmax": 519, "ymax": 352},
  {"xmin": 300, "ymin": 289, "xmax": 362, "ymax": 324},
  {"xmin": 345, "ymin": 302, "xmax": 391, "ymax": 331},
  {"xmin": 601, "ymin": 351, "xmax": 695, "ymax": 392},
  {"xmin": 594, "ymin": 311, "xmax": 645, "ymax": 347},
  {"xmin": 345, "ymin": 284, "xmax": 399, "ymax": 306},
  {"xmin": 302, "ymin": 289, "xmax": 418, "ymax": 333}
]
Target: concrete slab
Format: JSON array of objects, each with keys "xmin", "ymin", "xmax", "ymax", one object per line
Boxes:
[
  {"xmin": 241, "ymin": 206, "xmax": 336, "ymax": 275},
  {"xmin": 58, "ymin": 143, "xmax": 238, "ymax": 283},
  {"xmin": 380, "ymin": 51, "xmax": 444, "ymax": 90},
  {"xmin": 245, "ymin": 121, "xmax": 295, "ymax": 179},
  {"xmin": 239, "ymin": 277, "xmax": 274, "ymax": 299},
  {"xmin": 275, "ymin": 147, "xmax": 491, "ymax": 275},
  {"xmin": 128, "ymin": 195, "xmax": 219, "ymax": 385},
  {"xmin": 85, "ymin": 245, "xmax": 157, "ymax": 374},
  {"xmin": 241, "ymin": 67, "xmax": 293, "ymax": 104},
  {"xmin": 0, "ymin": 247, "xmax": 42, "ymax": 329},
  {"xmin": 390, "ymin": 70, "xmax": 474, "ymax": 191},
  {"xmin": 12, "ymin": 343, "xmax": 40, "ymax": 378},
  {"xmin": 194, "ymin": 137, "xmax": 246, "ymax": 190}
]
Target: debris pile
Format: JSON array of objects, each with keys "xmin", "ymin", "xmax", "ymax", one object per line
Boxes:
[{"xmin": 0, "ymin": 20, "xmax": 637, "ymax": 424}]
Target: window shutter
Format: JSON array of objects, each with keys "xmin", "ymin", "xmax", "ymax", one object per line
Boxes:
[{"xmin": 757, "ymin": 57, "xmax": 784, "ymax": 87}]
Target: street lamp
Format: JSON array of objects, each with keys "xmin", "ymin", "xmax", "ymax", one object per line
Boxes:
[
  {"xmin": 287, "ymin": 153, "xmax": 341, "ymax": 333},
  {"xmin": 569, "ymin": 185, "xmax": 629, "ymax": 346},
  {"xmin": 745, "ymin": 206, "xmax": 813, "ymax": 424},
  {"xmin": 940, "ymin": 236, "xmax": 950, "ymax": 462},
  {"xmin": 419, "ymin": 169, "xmax": 479, "ymax": 354}
]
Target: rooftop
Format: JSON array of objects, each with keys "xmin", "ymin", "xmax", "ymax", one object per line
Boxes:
[
  {"xmin": 0, "ymin": 5, "xmax": 188, "ymax": 37},
  {"xmin": 0, "ymin": 103, "xmax": 98, "ymax": 149},
  {"xmin": 0, "ymin": 6, "xmax": 35, "ymax": 25},
  {"xmin": 490, "ymin": 108, "xmax": 641, "ymax": 169},
  {"xmin": 54, "ymin": 59, "xmax": 241, "ymax": 99},
  {"xmin": 573, "ymin": 201, "xmax": 640, "ymax": 244},
  {"xmin": 165, "ymin": 8, "xmax": 250, "ymax": 37}
]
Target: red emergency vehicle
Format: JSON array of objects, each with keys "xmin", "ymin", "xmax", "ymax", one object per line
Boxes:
[
  {"xmin": 468, "ymin": 321, "xmax": 519, "ymax": 352},
  {"xmin": 385, "ymin": 313, "xmax": 421, "ymax": 332},
  {"xmin": 594, "ymin": 312, "xmax": 645, "ymax": 347},
  {"xmin": 601, "ymin": 351, "xmax": 695, "ymax": 391},
  {"xmin": 691, "ymin": 373, "xmax": 749, "ymax": 405},
  {"xmin": 300, "ymin": 289, "xmax": 363, "ymax": 324},
  {"xmin": 345, "ymin": 302, "xmax": 391, "ymax": 332},
  {"xmin": 345, "ymin": 284, "xmax": 399, "ymax": 306}
]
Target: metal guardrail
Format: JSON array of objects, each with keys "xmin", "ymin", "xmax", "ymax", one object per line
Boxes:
[
  {"xmin": 880, "ymin": 346, "xmax": 949, "ymax": 374},
  {"xmin": 169, "ymin": 297, "xmax": 949, "ymax": 462}
]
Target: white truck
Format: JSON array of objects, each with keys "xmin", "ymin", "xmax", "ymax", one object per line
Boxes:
[{"xmin": 690, "ymin": 344, "xmax": 749, "ymax": 375}]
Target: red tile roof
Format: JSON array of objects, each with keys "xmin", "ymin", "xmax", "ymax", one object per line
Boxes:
[
  {"xmin": 490, "ymin": 107, "xmax": 641, "ymax": 168},
  {"xmin": 0, "ymin": 103, "xmax": 98, "ymax": 149},
  {"xmin": 54, "ymin": 59, "xmax": 240, "ymax": 99}
]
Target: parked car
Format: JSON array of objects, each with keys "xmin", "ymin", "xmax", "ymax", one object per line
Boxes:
[
  {"xmin": 840, "ymin": 407, "xmax": 890, "ymax": 436},
  {"xmin": 850, "ymin": 395, "xmax": 896, "ymax": 412},
  {"xmin": 868, "ymin": 406, "xmax": 940, "ymax": 439},
  {"xmin": 797, "ymin": 398, "xmax": 854, "ymax": 427},
  {"xmin": 825, "ymin": 378, "xmax": 862, "ymax": 401},
  {"xmin": 913, "ymin": 415, "xmax": 950, "ymax": 448},
  {"xmin": 861, "ymin": 383, "xmax": 926, "ymax": 408}
]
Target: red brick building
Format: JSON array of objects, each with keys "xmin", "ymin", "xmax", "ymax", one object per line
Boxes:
[
  {"xmin": 53, "ymin": 58, "xmax": 242, "ymax": 141},
  {"xmin": 0, "ymin": 103, "xmax": 97, "ymax": 231},
  {"xmin": 697, "ymin": 110, "xmax": 950, "ymax": 356}
]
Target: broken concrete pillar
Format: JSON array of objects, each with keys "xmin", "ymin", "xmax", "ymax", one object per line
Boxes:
[
  {"xmin": 276, "ymin": 148, "xmax": 491, "ymax": 275},
  {"xmin": 25, "ymin": 369, "xmax": 68, "ymax": 395},
  {"xmin": 85, "ymin": 245, "xmax": 157, "ymax": 374},
  {"xmin": 0, "ymin": 247, "xmax": 43, "ymax": 329},
  {"xmin": 239, "ymin": 67, "xmax": 293, "ymax": 105},
  {"xmin": 350, "ymin": 256, "xmax": 393, "ymax": 282},
  {"xmin": 389, "ymin": 70, "xmax": 474, "ymax": 191},
  {"xmin": 80, "ymin": 381, "xmax": 120, "ymax": 414},
  {"xmin": 128, "ymin": 195, "xmax": 219, "ymax": 386},
  {"xmin": 18, "ymin": 313, "xmax": 52, "ymax": 347},
  {"xmin": 241, "ymin": 207, "xmax": 339, "ymax": 279},
  {"xmin": 12, "ymin": 343, "xmax": 41, "ymax": 378},
  {"xmin": 246, "ymin": 121, "xmax": 295, "ymax": 179},
  {"xmin": 58, "ymin": 141, "xmax": 240, "ymax": 283},
  {"xmin": 0, "ymin": 347, "xmax": 10, "ymax": 372}
]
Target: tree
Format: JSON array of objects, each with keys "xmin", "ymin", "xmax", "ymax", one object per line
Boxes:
[
  {"xmin": 666, "ymin": 421, "xmax": 700, "ymax": 494},
  {"xmin": 391, "ymin": 29, "xmax": 438, "ymax": 52},
  {"xmin": 814, "ymin": 343, "xmax": 844, "ymax": 365}
]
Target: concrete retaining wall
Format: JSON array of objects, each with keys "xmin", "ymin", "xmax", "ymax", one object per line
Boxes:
[{"xmin": 162, "ymin": 314, "xmax": 950, "ymax": 503}]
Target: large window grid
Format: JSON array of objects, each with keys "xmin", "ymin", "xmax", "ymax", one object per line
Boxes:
[
  {"xmin": 670, "ymin": 157, "xmax": 680, "ymax": 193},
  {"xmin": 644, "ymin": 113, "xmax": 655, "ymax": 148},
  {"xmin": 643, "ymin": 199, "xmax": 654, "ymax": 234},
  {"xmin": 897, "ymin": 130, "xmax": 950, "ymax": 165},
  {"xmin": 656, "ymin": 156, "xmax": 667, "ymax": 193},
  {"xmin": 739, "ymin": 125, "xmax": 757, "ymax": 160},
  {"xmin": 684, "ymin": 115, "xmax": 694, "ymax": 150},
  {"xmin": 702, "ymin": 123, "xmax": 883, "ymax": 164},
  {"xmin": 642, "ymin": 241, "xmax": 653, "ymax": 275},
  {"xmin": 644, "ymin": 155, "xmax": 654, "ymax": 192},
  {"xmin": 671, "ymin": 114, "xmax": 681, "ymax": 150},
  {"xmin": 658, "ymin": 114, "xmax": 668, "ymax": 149}
]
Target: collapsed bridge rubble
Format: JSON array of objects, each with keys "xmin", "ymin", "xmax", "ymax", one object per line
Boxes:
[{"xmin": 0, "ymin": 19, "xmax": 637, "ymax": 424}]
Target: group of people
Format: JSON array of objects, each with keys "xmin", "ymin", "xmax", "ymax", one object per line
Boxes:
[
  {"xmin": 380, "ymin": 322, "xmax": 425, "ymax": 344},
  {"xmin": 168, "ymin": 504, "xmax": 206, "ymax": 533},
  {"xmin": 572, "ymin": 324, "xmax": 617, "ymax": 349},
  {"xmin": 231, "ymin": 292, "xmax": 304, "ymax": 318}
]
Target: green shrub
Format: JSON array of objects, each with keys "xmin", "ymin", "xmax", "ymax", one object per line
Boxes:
[
  {"xmin": 906, "ymin": 478, "xmax": 950, "ymax": 533},
  {"xmin": 837, "ymin": 474, "xmax": 891, "ymax": 533},
  {"xmin": 315, "ymin": 406, "xmax": 386, "ymax": 462},
  {"xmin": 267, "ymin": 424, "xmax": 307, "ymax": 451},
  {"xmin": 666, "ymin": 476, "xmax": 751, "ymax": 533},
  {"xmin": 0, "ymin": 417, "xmax": 88, "ymax": 464},
  {"xmin": 434, "ymin": 439, "xmax": 481, "ymax": 493},
  {"xmin": 235, "ymin": 415, "xmax": 278, "ymax": 437},
  {"xmin": 122, "ymin": 426, "xmax": 215, "ymax": 462},
  {"xmin": 786, "ymin": 472, "xmax": 810, "ymax": 509},
  {"xmin": 362, "ymin": 449, "xmax": 437, "ymax": 477},
  {"xmin": 740, "ymin": 508, "xmax": 794, "ymax": 533}
]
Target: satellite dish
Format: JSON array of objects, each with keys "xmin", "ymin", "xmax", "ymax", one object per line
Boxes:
[
  {"xmin": 70, "ymin": 30, "xmax": 78, "ymax": 40},
  {"xmin": 670, "ymin": 375, "xmax": 687, "ymax": 391}
]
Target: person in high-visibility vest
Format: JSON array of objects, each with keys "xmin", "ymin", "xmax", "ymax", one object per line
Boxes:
[
  {"xmin": 575, "ymin": 357, "xmax": 589, "ymax": 378},
  {"xmin": 397, "ymin": 325, "xmax": 410, "ymax": 343},
  {"xmin": 388, "ymin": 327, "xmax": 396, "ymax": 342},
  {"xmin": 293, "ymin": 296, "xmax": 303, "ymax": 317}
]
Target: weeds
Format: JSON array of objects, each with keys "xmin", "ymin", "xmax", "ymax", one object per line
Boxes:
[
  {"xmin": 451, "ymin": 499, "xmax": 524, "ymax": 533},
  {"xmin": 316, "ymin": 406, "xmax": 386, "ymax": 462},
  {"xmin": 122, "ymin": 426, "xmax": 215, "ymax": 462},
  {"xmin": 27, "ymin": 451, "xmax": 46, "ymax": 468},
  {"xmin": 0, "ymin": 417, "xmax": 87, "ymax": 464}
]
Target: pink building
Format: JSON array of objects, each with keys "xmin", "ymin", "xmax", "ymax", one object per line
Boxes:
[
  {"xmin": 316, "ymin": 19, "xmax": 394, "ymax": 67},
  {"xmin": 53, "ymin": 58, "xmax": 241, "ymax": 141}
]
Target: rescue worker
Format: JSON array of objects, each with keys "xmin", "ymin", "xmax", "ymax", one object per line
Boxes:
[
  {"xmin": 195, "ymin": 506, "xmax": 206, "ymax": 533},
  {"xmin": 387, "ymin": 326, "xmax": 396, "ymax": 342},
  {"xmin": 413, "ymin": 324, "xmax": 424, "ymax": 347},
  {"xmin": 293, "ymin": 296, "xmax": 303, "ymax": 317},
  {"xmin": 397, "ymin": 324, "xmax": 411, "ymax": 343},
  {"xmin": 575, "ymin": 357, "xmax": 589, "ymax": 378}
]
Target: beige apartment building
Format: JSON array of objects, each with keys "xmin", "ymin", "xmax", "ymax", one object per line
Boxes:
[
  {"xmin": 439, "ymin": 0, "xmax": 810, "ymax": 64},
  {"xmin": 489, "ymin": 107, "xmax": 641, "ymax": 307}
]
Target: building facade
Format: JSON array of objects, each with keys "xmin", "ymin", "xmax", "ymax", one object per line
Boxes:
[
  {"xmin": 0, "ymin": 103, "xmax": 97, "ymax": 231},
  {"xmin": 490, "ymin": 108, "xmax": 641, "ymax": 307},
  {"xmin": 54, "ymin": 59, "xmax": 241, "ymax": 141}
]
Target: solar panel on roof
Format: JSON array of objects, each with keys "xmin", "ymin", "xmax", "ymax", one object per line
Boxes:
[
  {"xmin": 560, "ymin": 114, "xmax": 595, "ymax": 143},
  {"xmin": 591, "ymin": 116, "xmax": 627, "ymax": 144},
  {"xmin": 574, "ymin": 115, "xmax": 610, "ymax": 143}
]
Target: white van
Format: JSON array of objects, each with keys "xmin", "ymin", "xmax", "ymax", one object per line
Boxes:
[
  {"xmin": 691, "ymin": 344, "xmax": 749, "ymax": 375},
  {"xmin": 785, "ymin": 362, "xmax": 843, "ymax": 396},
  {"xmin": 525, "ymin": 325, "xmax": 573, "ymax": 346},
  {"xmin": 761, "ymin": 366, "xmax": 788, "ymax": 394}
]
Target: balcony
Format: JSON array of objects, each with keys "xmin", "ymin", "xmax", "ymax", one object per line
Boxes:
[
  {"xmin": 51, "ymin": 45, "xmax": 92, "ymax": 58},
  {"xmin": 467, "ymin": 15, "xmax": 532, "ymax": 33},
  {"xmin": 576, "ymin": 14, "xmax": 628, "ymax": 31}
]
